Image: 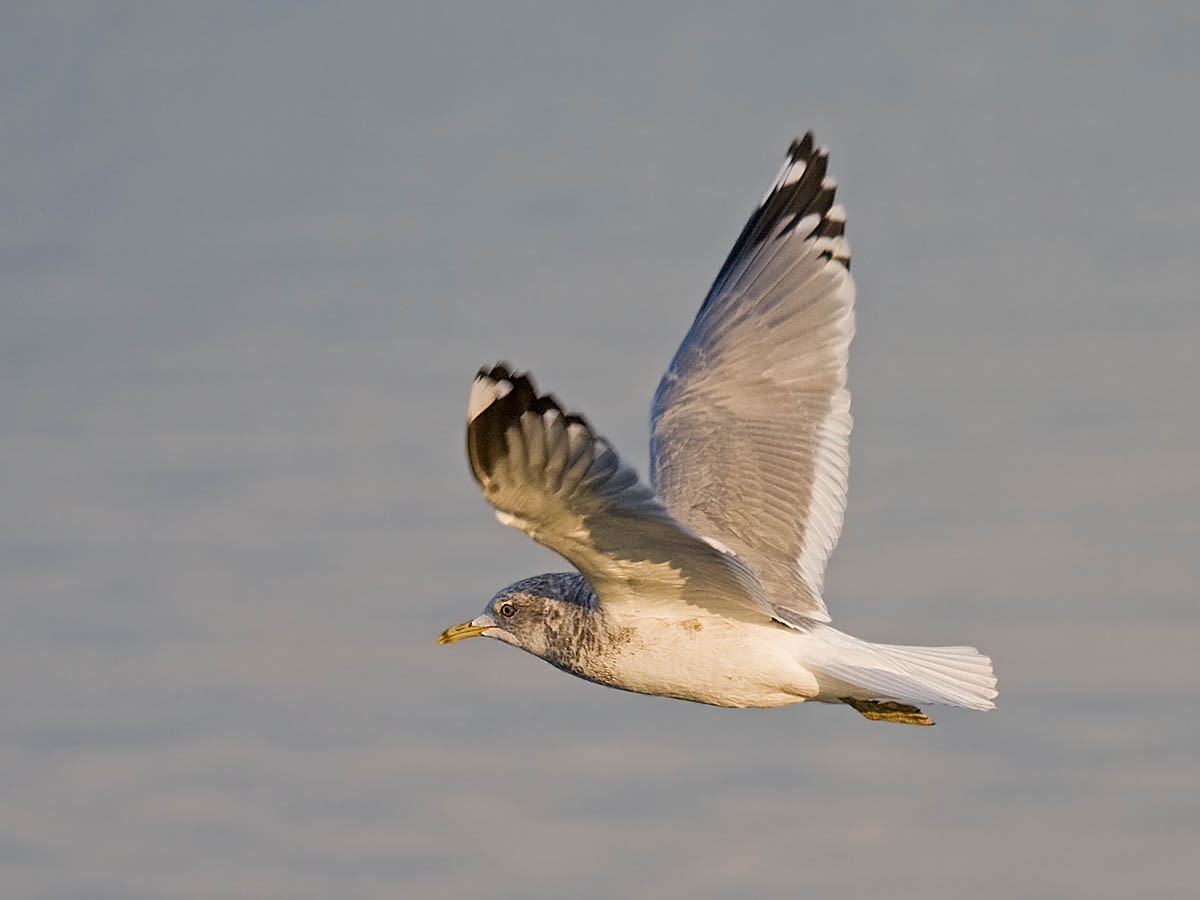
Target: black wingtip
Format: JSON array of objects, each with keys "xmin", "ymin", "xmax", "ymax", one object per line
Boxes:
[
  {"xmin": 479, "ymin": 361, "xmax": 517, "ymax": 382},
  {"xmin": 788, "ymin": 131, "xmax": 815, "ymax": 159},
  {"xmin": 467, "ymin": 365, "xmax": 593, "ymax": 484},
  {"xmin": 704, "ymin": 132, "xmax": 850, "ymax": 298}
]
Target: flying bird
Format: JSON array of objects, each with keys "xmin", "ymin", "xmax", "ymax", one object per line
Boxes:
[{"xmin": 438, "ymin": 133, "xmax": 997, "ymax": 725}]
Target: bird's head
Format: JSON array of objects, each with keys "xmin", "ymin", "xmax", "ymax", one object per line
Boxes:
[{"xmin": 436, "ymin": 572, "xmax": 595, "ymax": 659}]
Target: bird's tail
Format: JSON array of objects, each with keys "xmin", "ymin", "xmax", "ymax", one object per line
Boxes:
[{"xmin": 814, "ymin": 636, "xmax": 998, "ymax": 713}]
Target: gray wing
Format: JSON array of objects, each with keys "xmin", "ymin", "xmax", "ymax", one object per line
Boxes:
[
  {"xmin": 650, "ymin": 134, "xmax": 855, "ymax": 626},
  {"xmin": 467, "ymin": 364, "xmax": 774, "ymax": 624}
]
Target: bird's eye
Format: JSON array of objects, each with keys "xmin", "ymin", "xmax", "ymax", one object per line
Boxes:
[{"xmin": 498, "ymin": 602, "xmax": 515, "ymax": 619}]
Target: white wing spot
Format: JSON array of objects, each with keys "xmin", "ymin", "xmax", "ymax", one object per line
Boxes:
[
  {"xmin": 467, "ymin": 376, "xmax": 513, "ymax": 421},
  {"xmin": 781, "ymin": 161, "xmax": 806, "ymax": 187},
  {"xmin": 786, "ymin": 212, "xmax": 820, "ymax": 239}
]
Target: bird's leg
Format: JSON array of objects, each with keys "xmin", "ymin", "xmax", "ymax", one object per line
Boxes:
[{"xmin": 841, "ymin": 697, "xmax": 934, "ymax": 726}]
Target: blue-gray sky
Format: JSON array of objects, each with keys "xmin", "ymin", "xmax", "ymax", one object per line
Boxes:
[{"xmin": 3, "ymin": 3, "xmax": 1198, "ymax": 898}]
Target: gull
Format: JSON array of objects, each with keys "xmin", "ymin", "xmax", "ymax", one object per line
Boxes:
[{"xmin": 438, "ymin": 132, "xmax": 997, "ymax": 725}]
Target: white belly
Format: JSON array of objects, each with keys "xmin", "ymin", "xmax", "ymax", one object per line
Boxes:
[{"xmin": 589, "ymin": 612, "xmax": 821, "ymax": 708}]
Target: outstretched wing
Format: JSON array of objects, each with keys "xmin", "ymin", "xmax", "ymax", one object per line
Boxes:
[
  {"xmin": 650, "ymin": 133, "xmax": 855, "ymax": 626},
  {"xmin": 467, "ymin": 364, "xmax": 775, "ymax": 625}
]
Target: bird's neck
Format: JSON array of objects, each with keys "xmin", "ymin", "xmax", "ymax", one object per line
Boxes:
[{"xmin": 537, "ymin": 592, "xmax": 631, "ymax": 683}]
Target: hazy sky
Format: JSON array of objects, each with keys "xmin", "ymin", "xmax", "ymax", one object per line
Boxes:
[{"xmin": 4, "ymin": 4, "xmax": 1198, "ymax": 899}]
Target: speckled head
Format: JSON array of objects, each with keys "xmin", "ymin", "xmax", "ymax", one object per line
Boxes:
[{"xmin": 436, "ymin": 572, "xmax": 598, "ymax": 662}]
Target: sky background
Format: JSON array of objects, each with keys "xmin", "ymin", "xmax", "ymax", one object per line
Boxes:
[{"xmin": 4, "ymin": 3, "xmax": 1199, "ymax": 898}]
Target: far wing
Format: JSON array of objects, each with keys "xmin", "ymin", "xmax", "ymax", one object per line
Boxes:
[
  {"xmin": 467, "ymin": 364, "xmax": 773, "ymax": 625},
  {"xmin": 651, "ymin": 133, "xmax": 855, "ymax": 625}
]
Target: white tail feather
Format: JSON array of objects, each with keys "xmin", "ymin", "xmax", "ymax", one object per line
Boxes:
[{"xmin": 817, "ymin": 641, "xmax": 998, "ymax": 710}]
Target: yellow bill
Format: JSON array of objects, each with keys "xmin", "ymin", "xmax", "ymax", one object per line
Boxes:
[{"xmin": 437, "ymin": 621, "xmax": 491, "ymax": 645}]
